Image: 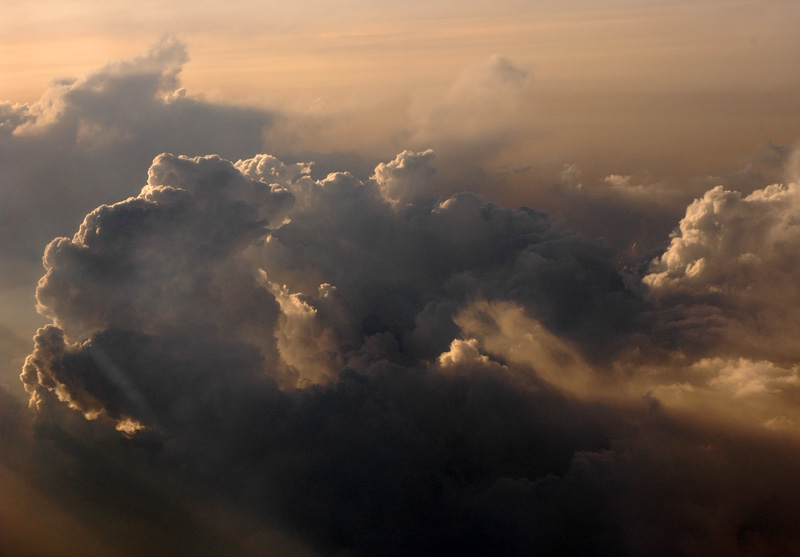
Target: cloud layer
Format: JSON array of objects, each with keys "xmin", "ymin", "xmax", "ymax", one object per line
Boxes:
[
  {"xmin": 11, "ymin": 140, "xmax": 800, "ymax": 554},
  {"xmin": 5, "ymin": 42, "xmax": 800, "ymax": 556}
]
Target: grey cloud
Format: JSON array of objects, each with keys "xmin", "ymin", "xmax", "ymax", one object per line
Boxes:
[
  {"xmin": 256, "ymin": 154, "xmax": 640, "ymax": 365},
  {"xmin": 35, "ymin": 154, "xmax": 290, "ymax": 341},
  {"xmin": 26, "ymin": 147, "xmax": 639, "ymax": 415},
  {"xmin": 18, "ymin": 327, "xmax": 800, "ymax": 555},
  {"xmin": 10, "ymin": 145, "xmax": 800, "ymax": 555},
  {"xmin": 373, "ymin": 149, "xmax": 437, "ymax": 208},
  {"xmin": 8, "ymin": 43, "xmax": 800, "ymax": 557},
  {"xmin": 25, "ymin": 154, "xmax": 293, "ymax": 416},
  {"xmin": 0, "ymin": 38, "xmax": 274, "ymax": 272},
  {"xmin": 410, "ymin": 56, "xmax": 532, "ymax": 159}
]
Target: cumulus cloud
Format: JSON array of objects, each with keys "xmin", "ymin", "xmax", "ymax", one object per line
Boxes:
[
  {"xmin": 24, "ymin": 146, "xmax": 639, "ymax": 412},
  {"xmin": 373, "ymin": 149, "xmax": 437, "ymax": 208},
  {"xmin": 35, "ymin": 153, "xmax": 290, "ymax": 340},
  {"xmin": 17, "ymin": 150, "xmax": 280, "ymax": 422},
  {"xmin": 259, "ymin": 55, "xmax": 539, "ymax": 205},
  {"xmin": 0, "ymin": 37, "xmax": 273, "ymax": 273},
  {"xmin": 13, "ymin": 140, "xmax": 800, "ymax": 554},
  {"xmin": 644, "ymin": 176, "xmax": 800, "ymax": 363},
  {"xmin": 8, "ymin": 43, "xmax": 800, "ymax": 557}
]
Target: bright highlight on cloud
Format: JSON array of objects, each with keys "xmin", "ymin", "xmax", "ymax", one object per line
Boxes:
[
  {"xmin": 4, "ymin": 39, "xmax": 800, "ymax": 556},
  {"xmin": 645, "ymin": 180, "xmax": 800, "ymax": 361}
]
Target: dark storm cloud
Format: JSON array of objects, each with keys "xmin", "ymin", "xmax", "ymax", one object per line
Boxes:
[
  {"xmin": 254, "ymin": 150, "xmax": 640, "ymax": 365},
  {"xmin": 25, "ymin": 147, "xmax": 638, "ymax": 407},
  {"xmin": 8, "ymin": 42, "xmax": 800, "ymax": 557},
  {"xmin": 24, "ymin": 153, "xmax": 292, "ymax": 403},
  {"xmin": 20, "ymin": 146, "xmax": 634, "ymax": 552},
  {"xmin": 14, "ymin": 141, "xmax": 800, "ymax": 555},
  {"xmin": 17, "ymin": 329, "xmax": 800, "ymax": 556}
]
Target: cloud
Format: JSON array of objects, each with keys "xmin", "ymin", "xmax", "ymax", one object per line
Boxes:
[
  {"xmin": 8, "ymin": 146, "xmax": 630, "ymax": 552},
  {"xmin": 24, "ymin": 146, "xmax": 640, "ymax": 410},
  {"xmin": 451, "ymin": 300, "xmax": 596, "ymax": 395},
  {"xmin": 0, "ymin": 38, "xmax": 273, "ymax": 273},
  {"xmin": 35, "ymin": 154, "xmax": 290, "ymax": 340},
  {"xmin": 24, "ymin": 153, "xmax": 295, "ymax": 416},
  {"xmin": 410, "ymin": 55, "xmax": 531, "ymax": 157},
  {"xmin": 373, "ymin": 149, "xmax": 437, "ymax": 208},
  {"xmin": 15, "ymin": 142, "xmax": 800, "ymax": 554},
  {"xmin": 644, "ymin": 172, "xmax": 800, "ymax": 363},
  {"xmin": 259, "ymin": 55, "xmax": 539, "ymax": 205},
  {"xmin": 8, "ymin": 42, "xmax": 800, "ymax": 556},
  {"xmin": 258, "ymin": 157, "xmax": 640, "ymax": 365}
]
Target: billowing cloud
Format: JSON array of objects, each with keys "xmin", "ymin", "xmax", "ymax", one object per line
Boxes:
[
  {"xmin": 645, "ymin": 175, "xmax": 800, "ymax": 363},
  {"xmin": 373, "ymin": 149, "xmax": 437, "ymax": 208},
  {"xmin": 11, "ymin": 141, "xmax": 800, "ymax": 554},
  {"xmin": 6, "ymin": 42, "xmax": 800, "ymax": 556},
  {"xmin": 0, "ymin": 38, "xmax": 273, "ymax": 271},
  {"xmin": 24, "ymin": 147, "xmax": 638, "ymax": 410}
]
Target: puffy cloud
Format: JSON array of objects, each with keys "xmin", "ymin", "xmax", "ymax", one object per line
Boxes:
[
  {"xmin": 644, "ymin": 177, "xmax": 800, "ymax": 362},
  {"xmin": 437, "ymin": 338, "xmax": 491, "ymax": 368},
  {"xmin": 34, "ymin": 154, "xmax": 290, "ymax": 341},
  {"xmin": 234, "ymin": 153, "xmax": 312, "ymax": 189},
  {"xmin": 257, "ymin": 160, "xmax": 640, "ymax": 365},
  {"xmin": 24, "ymin": 146, "xmax": 641, "ymax": 417},
  {"xmin": 0, "ymin": 38, "xmax": 274, "ymax": 281},
  {"xmin": 22, "ymin": 152, "xmax": 299, "ymax": 420},
  {"xmin": 373, "ymin": 149, "xmax": 437, "ymax": 208},
  {"xmin": 9, "ymin": 42, "xmax": 800, "ymax": 557},
  {"xmin": 11, "ymin": 143, "xmax": 800, "ymax": 554},
  {"xmin": 261, "ymin": 276, "xmax": 348, "ymax": 386}
]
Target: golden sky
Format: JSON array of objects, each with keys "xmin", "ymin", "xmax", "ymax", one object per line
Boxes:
[
  {"xmin": 4, "ymin": 0, "xmax": 798, "ymax": 191},
  {"xmin": 4, "ymin": 1, "xmax": 798, "ymax": 103}
]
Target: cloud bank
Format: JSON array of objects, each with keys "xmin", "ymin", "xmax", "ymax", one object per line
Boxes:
[
  {"xmin": 11, "ymin": 142, "xmax": 800, "ymax": 554},
  {"xmin": 4, "ymin": 41, "xmax": 800, "ymax": 556}
]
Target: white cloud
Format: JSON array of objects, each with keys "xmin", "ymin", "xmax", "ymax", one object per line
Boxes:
[
  {"xmin": 373, "ymin": 149, "xmax": 436, "ymax": 208},
  {"xmin": 644, "ymin": 173, "xmax": 800, "ymax": 362}
]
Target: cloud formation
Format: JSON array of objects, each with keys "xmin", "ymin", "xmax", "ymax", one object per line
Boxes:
[
  {"xmin": 645, "ymin": 178, "xmax": 800, "ymax": 363},
  {"xmin": 11, "ymin": 139, "xmax": 800, "ymax": 554},
  {"xmin": 6, "ymin": 42, "xmax": 800, "ymax": 556},
  {"xmin": 0, "ymin": 38, "xmax": 273, "ymax": 269},
  {"xmin": 410, "ymin": 56, "xmax": 533, "ymax": 162}
]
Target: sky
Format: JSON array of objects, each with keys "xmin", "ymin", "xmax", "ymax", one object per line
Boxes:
[{"xmin": 3, "ymin": 1, "xmax": 800, "ymax": 555}]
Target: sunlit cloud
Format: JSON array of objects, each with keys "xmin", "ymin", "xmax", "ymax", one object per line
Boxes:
[{"xmin": 2, "ymin": 16, "xmax": 800, "ymax": 553}]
